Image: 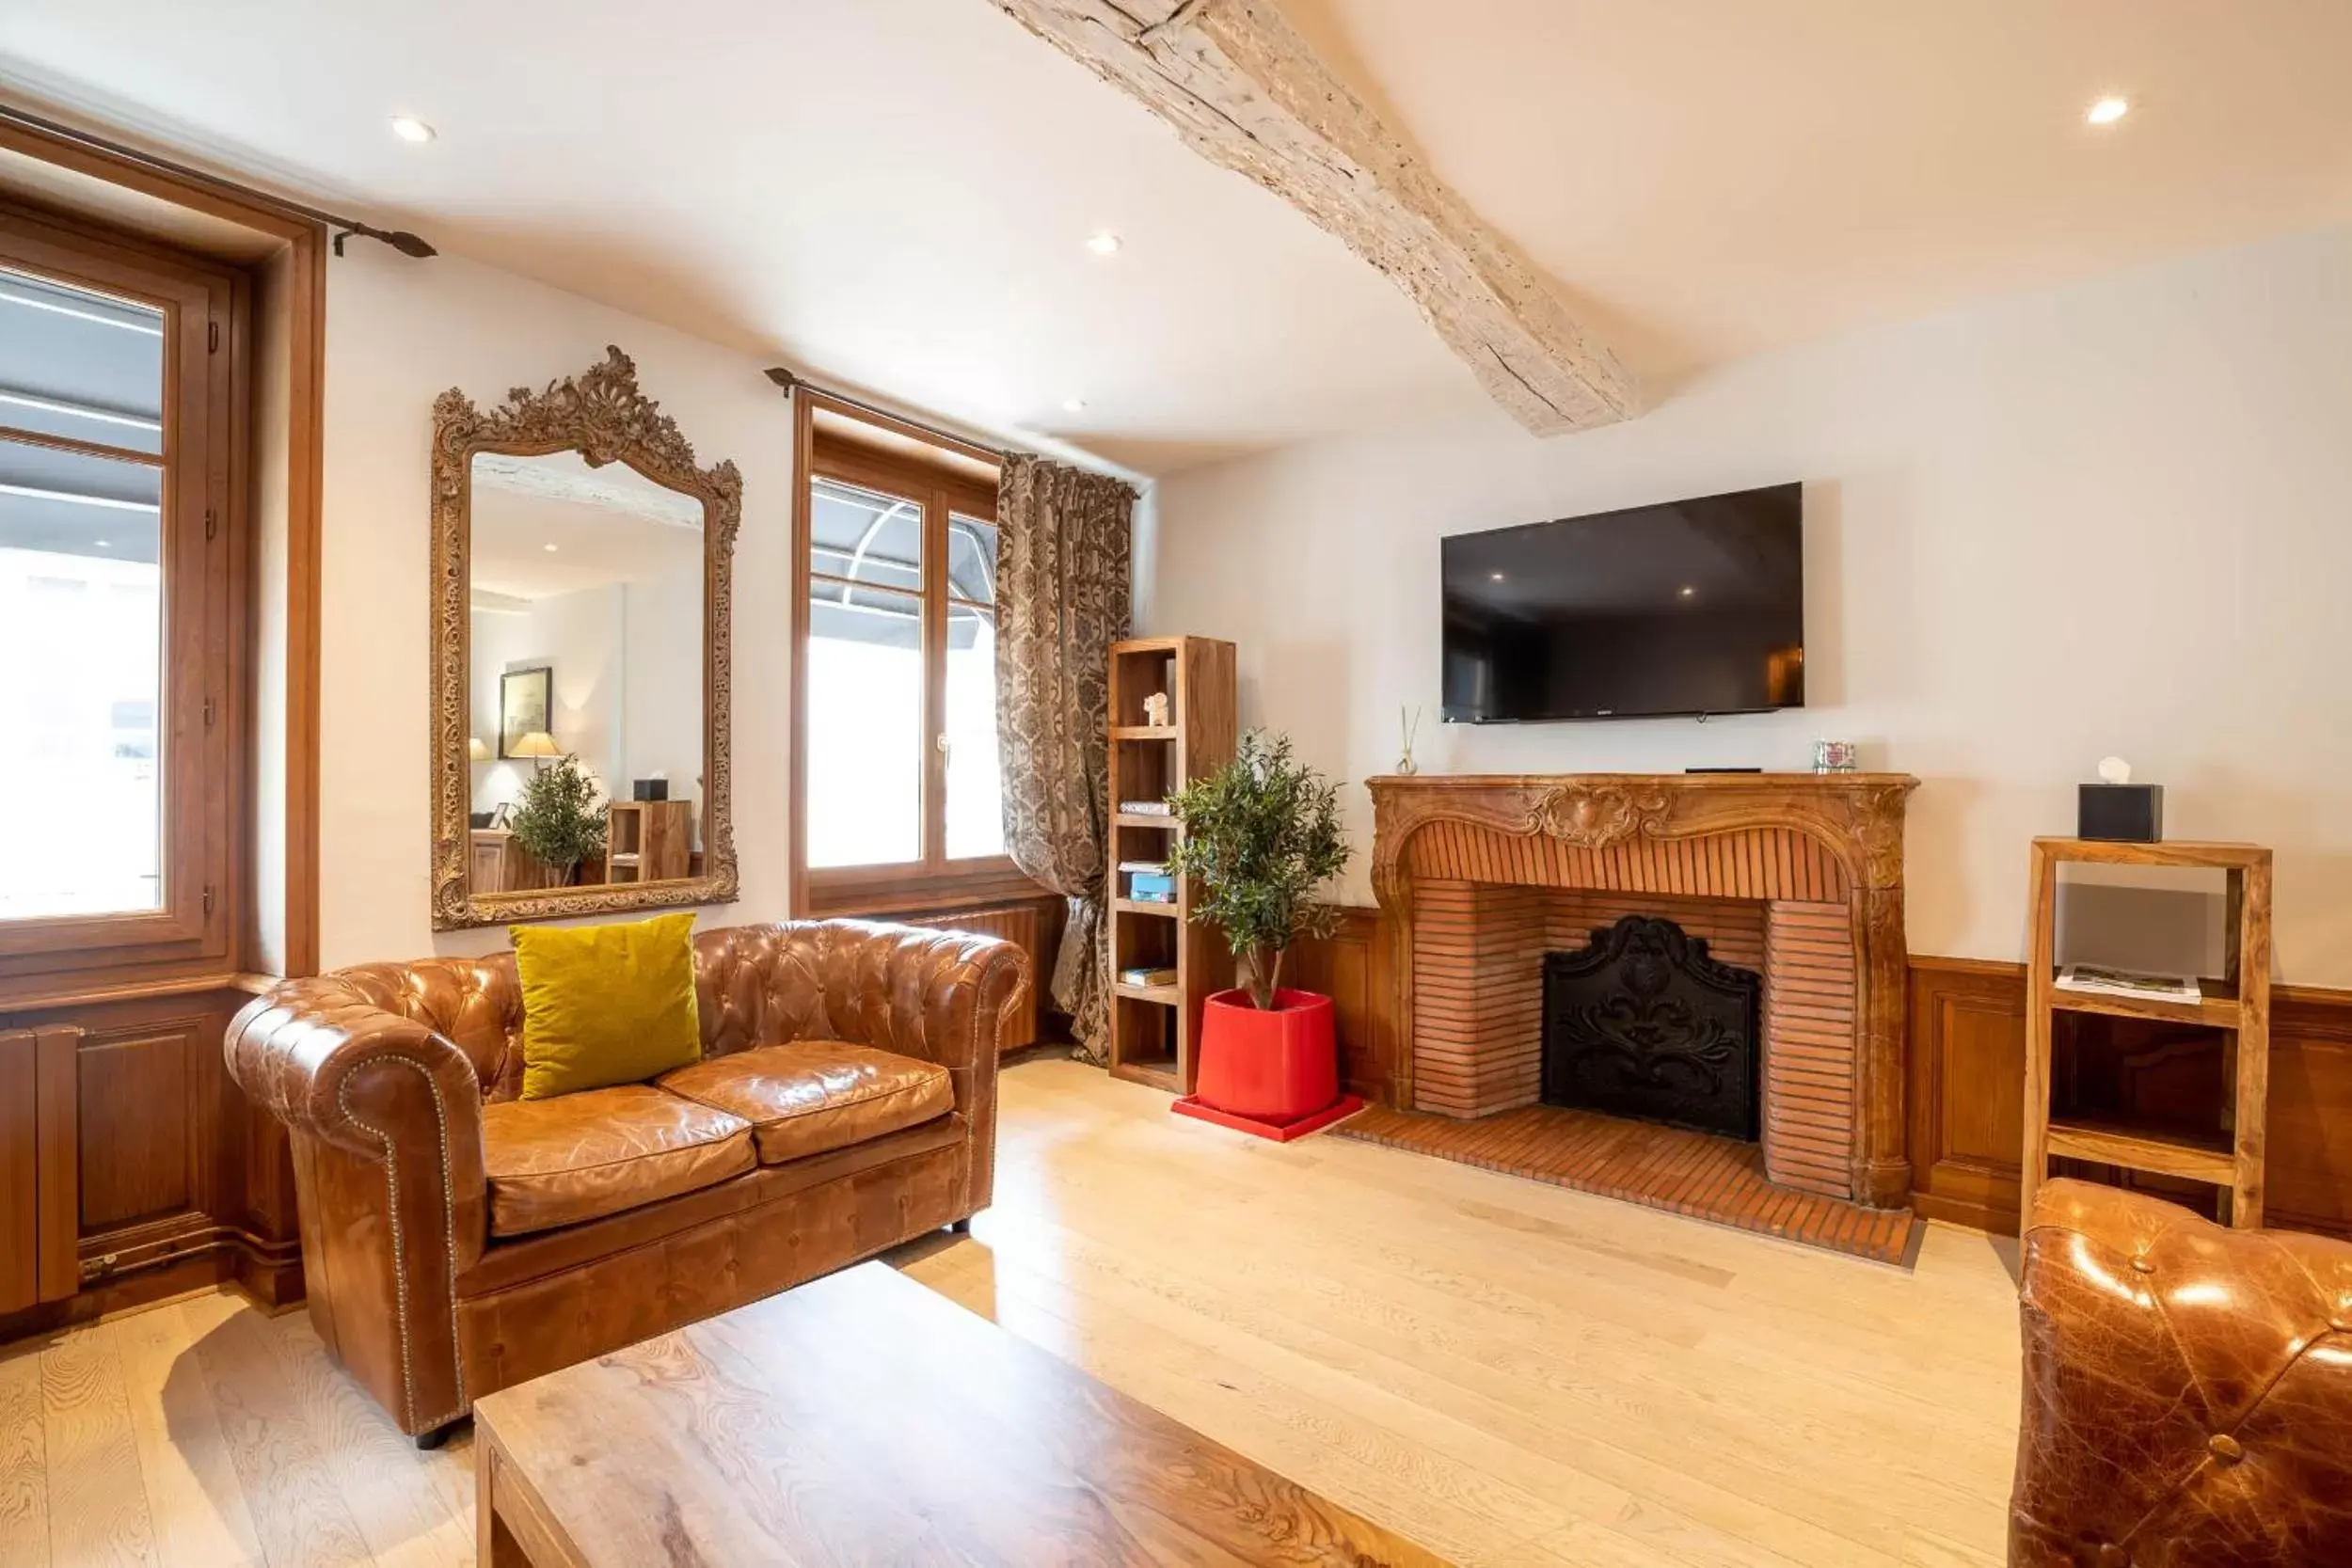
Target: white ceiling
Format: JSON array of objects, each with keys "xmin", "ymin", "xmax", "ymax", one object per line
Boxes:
[
  {"xmin": 5, "ymin": 1, "xmax": 2348, "ymax": 475},
  {"xmin": 471, "ymin": 451, "xmax": 703, "ymax": 602}
]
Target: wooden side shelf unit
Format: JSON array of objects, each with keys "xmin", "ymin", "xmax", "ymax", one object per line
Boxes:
[
  {"xmin": 1105, "ymin": 636, "xmax": 1236, "ymax": 1094},
  {"xmin": 2021, "ymin": 836, "xmax": 2274, "ymax": 1228},
  {"xmin": 606, "ymin": 800, "xmax": 693, "ymax": 884}
]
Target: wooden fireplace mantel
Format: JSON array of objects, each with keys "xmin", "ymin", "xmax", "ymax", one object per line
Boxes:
[{"xmin": 1366, "ymin": 772, "xmax": 1920, "ymax": 1208}]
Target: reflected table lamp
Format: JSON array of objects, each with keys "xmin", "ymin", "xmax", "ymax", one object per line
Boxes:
[{"xmin": 510, "ymin": 730, "xmax": 561, "ymax": 768}]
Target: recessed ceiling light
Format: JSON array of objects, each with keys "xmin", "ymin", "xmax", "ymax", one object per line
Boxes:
[
  {"xmin": 1062, "ymin": 397, "xmax": 1088, "ymax": 413},
  {"xmin": 93, "ymin": 539, "xmax": 110, "ymax": 548},
  {"xmin": 389, "ymin": 115, "xmax": 437, "ymax": 144},
  {"xmin": 1085, "ymin": 231, "xmax": 1121, "ymax": 257},
  {"xmin": 1489, "ymin": 571, "xmax": 1506, "ymax": 581},
  {"xmin": 1678, "ymin": 585, "xmax": 1696, "ymax": 597},
  {"xmin": 2086, "ymin": 96, "xmax": 2129, "ymax": 126},
  {"xmin": 543, "ymin": 543, "xmax": 559, "ymax": 553}
]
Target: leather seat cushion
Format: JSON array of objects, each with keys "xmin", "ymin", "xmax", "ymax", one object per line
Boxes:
[
  {"xmin": 659, "ymin": 1040, "xmax": 954, "ymax": 1164},
  {"xmin": 480, "ymin": 1085, "xmax": 755, "ymax": 1238}
]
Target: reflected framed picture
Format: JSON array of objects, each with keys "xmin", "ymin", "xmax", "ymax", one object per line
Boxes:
[{"xmin": 499, "ymin": 665, "xmax": 552, "ymax": 759}]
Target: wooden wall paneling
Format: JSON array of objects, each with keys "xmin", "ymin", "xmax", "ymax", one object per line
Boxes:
[
  {"xmin": 1907, "ymin": 958, "xmax": 2352, "ymax": 1240},
  {"xmin": 0, "ymin": 1031, "xmax": 34, "ymax": 1314},
  {"xmin": 1280, "ymin": 907, "xmax": 1391, "ymax": 1104},
  {"xmin": 1905, "ymin": 958, "xmax": 2031, "ymax": 1231},
  {"xmin": 73, "ymin": 1020, "xmax": 209, "ymax": 1234},
  {"xmin": 33, "ymin": 1025, "xmax": 80, "ymax": 1303},
  {"xmin": 2266, "ymin": 989, "xmax": 2352, "ymax": 1234}
]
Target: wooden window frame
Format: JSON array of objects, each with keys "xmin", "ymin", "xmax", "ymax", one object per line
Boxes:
[
  {"xmin": 0, "ymin": 204, "xmax": 245, "ymax": 985},
  {"xmin": 789, "ymin": 395, "xmax": 1039, "ymax": 917}
]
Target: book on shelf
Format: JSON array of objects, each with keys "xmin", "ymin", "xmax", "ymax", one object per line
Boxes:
[
  {"xmin": 2055, "ymin": 964, "xmax": 2201, "ymax": 1003},
  {"xmin": 1119, "ymin": 800, "xmax": 1173, "ymax": 816},
  {"xmin": 1126, "ymin": 873, "xmax": 1176, "ymax": 903},
  {"xmin": 1120, "ymin": 966, "xmax": 1178, "ymax": 988},
  {"xmin": 1116, "ymin": 860, "xmax": 1169, "ymax": 875}
]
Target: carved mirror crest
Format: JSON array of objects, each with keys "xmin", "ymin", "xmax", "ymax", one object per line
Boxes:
[{"xmin": 430, "ymin": 346, "xmax": 740, "ymax": 929}]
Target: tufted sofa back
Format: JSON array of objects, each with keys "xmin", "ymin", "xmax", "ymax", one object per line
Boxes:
[
  {"xmin": 315, "ymin": 920, "xmax": 993, "ymax": 1102},
  {"xmin": 2012, "ymin": 1178, "xmax": 2352, "ymax": 1564}
]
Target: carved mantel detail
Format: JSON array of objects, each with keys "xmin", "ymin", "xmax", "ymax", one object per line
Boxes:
[
  {"xmin": 1526, "ymin": 782, "xmax": 1670, "ymax": 848},
  {"xmin": 1367, "ymin": 772, "xmax": 1920, "ymax": 1209}
]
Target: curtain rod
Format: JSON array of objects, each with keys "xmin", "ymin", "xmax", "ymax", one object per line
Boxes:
[
  {"xmin": 0, "ymin": 101, "xmax": 437, "ymax": 260},
  {"xmin": 762, "ymin": 366, "xmax": 1015, "ymax": 464}
]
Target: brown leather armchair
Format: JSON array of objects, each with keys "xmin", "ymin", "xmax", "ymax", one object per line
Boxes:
[
  {"xmin": 2011, "ymin": 1179, "xmax": 2352, "ymax": 1566},
  {"xmin": 228, "ymin": 919, "xmax": 1025, "ymax": 1442}
]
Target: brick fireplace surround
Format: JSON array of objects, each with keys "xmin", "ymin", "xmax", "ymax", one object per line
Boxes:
[{"xmin": 1364, "ymin": 773, "xmax": 1919, "ymax": 1233}]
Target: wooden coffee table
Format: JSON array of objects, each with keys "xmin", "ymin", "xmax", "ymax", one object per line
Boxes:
[{"xmin": 474, "ymin": 1259, "xmax": 1446, "ymax": 1566}]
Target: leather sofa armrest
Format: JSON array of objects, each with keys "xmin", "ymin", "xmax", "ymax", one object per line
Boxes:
[
  {"xmin": 831, "ymin": 921, "xmax": 1031, "ymax": 1076},
  {"xmin": 226, "ymin": 976, "xmax": 489, "ymax": 1274},
  {"xmin": 800, "ymin": 919, "xmax": 1028, "ymax": 1219}
]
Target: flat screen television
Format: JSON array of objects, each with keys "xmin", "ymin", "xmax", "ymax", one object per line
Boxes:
[{"xmin": 1441, "ymin": 482, "xmax": 1804, "ymax": 722}]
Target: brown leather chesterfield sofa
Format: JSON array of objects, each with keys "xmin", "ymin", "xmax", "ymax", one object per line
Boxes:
[
  {"xmin": 227, "ymin": 919, "xmax": 1025, "ymax": 1443},
  {"xmin": 2011, "ymin": 1178, "xmax": 2352, "ymax": 1565}
]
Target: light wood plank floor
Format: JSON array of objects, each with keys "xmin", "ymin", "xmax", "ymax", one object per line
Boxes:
[{"xmin": 0, "ymin": 1057, "xmax": 2023, "ymax": 1566}]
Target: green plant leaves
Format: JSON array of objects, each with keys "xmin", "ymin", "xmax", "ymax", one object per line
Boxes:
[
  {"xmin": 1165, "ymin": 730, "xmax": 1349, "ymax": 1009},
  {"xmin": 509, "ymin": 754, "xmax": 609, "ymax": 877}
]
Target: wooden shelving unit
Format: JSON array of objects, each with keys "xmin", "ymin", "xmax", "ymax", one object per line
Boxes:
[
  {"xmin": 605, "ymin": 800, "xmax": 693, "ymax": 884},
  {"xmin": 2021, "ymin": 836, "xmax": 2273, "ymax": 1228},
  {"xmin": 1105, "ymin": 636, "xmax": 1236, "ymax": 1094}
]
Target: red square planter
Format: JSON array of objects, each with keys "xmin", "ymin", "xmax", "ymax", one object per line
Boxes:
[{"xmin": 1172, "ymin": 988, "xmax": 1362, "ymax": 1141}]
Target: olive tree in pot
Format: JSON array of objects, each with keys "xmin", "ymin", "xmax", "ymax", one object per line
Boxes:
[
  {"xmin": 1165, "ymin": 730, "xmax": 1353, "ymax": 1131},
  {"xmin": 508, "ymin": 754, "xmax": 608, "ymax": 885}
]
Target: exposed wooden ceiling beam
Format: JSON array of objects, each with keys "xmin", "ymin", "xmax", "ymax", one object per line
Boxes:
[{"xmin": 987, "ymin": 0, "xmax": 1638, "ymax": 435}]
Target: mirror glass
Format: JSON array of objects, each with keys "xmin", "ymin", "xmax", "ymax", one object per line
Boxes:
[{"xmin": 466, "ymin": 449, "xmax": 705, "ymax": 895}]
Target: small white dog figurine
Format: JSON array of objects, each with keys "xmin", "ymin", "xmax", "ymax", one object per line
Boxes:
[{"xmin": 1142, "ymin": 691, "xmax": 1171, "ymax": 727}]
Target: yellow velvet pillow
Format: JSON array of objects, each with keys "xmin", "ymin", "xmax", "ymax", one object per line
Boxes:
[{"xmin": 511, "ymin": 912, "xmax": 703, "ymax": 1100}]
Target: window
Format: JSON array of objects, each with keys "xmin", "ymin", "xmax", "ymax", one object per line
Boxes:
[
  {"xmin": 794, "ymin": 404, "xmax": 1020, "ymax": 911},
  {"xmin": 0, "ymin": 209, "xmax": 238, "ymax": 974}
]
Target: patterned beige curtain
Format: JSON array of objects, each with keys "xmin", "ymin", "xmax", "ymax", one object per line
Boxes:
[{"xmin": 995, "ymin": 454, "xmax": 1135, "ymax": 1064}]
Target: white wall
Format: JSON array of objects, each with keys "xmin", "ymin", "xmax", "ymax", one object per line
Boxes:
[
  {"xmin": 1145, "ymin": 226, "xmax": 2352, "ymax": 986},
  {"xmin": 620, "ymin": 561, "xmax": 709, "ymax": 822},
  {"xmin": 322, "ymin": 247, "xmax": 791, "ymax": 966}
]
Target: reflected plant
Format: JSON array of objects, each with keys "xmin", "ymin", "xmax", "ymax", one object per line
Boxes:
[{"xmin": 509, "ymin": 754, "xmax": 608, "ymax": 881}]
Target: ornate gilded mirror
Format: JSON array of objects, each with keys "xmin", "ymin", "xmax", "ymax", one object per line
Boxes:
[{"xmin": 430, "ymin": 346, "xmax": 739, "ymax": 928}]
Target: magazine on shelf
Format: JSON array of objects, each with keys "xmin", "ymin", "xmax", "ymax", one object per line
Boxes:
[
  {"xmin": 1115, "ymin": 860, "xmax": 1170, "ymax": 875},
  {"xmin": 1119, "ymin": 800, "xmax": 1173, "ymax": 816},
  {"xmin": 2055, "ymin": 964, "xmax": 2201, "ymax": 1003}
]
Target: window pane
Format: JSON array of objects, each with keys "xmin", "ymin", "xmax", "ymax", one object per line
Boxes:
[
  {"xmin": 0, "ymin": 262, "xmax": 166, "ymax": 920},
  {"xmin": 0, "ymin": 267, "xmax": 165, "ymax": 455},
  {"xmin": 810, "ymin": 476, "xmax": 922, "ymax": 595},
  {"xmin": 0, "ymin": 446, "xmax": 165, "ymax": 918},
  {"xmin": 805, "ymin": 585, "xmax": 922, "ymax": 867},
  {"xmin": 945, "ymin": 603, "xmax": 1003, "ymax": 859},
  {"xmin": 947, "ymin": 514, "xmax": 995, "ymax": 606}
]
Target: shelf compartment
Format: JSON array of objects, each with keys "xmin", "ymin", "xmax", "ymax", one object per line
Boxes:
[
  {"xmin": 2045, "ymin": 1118, "xmax": 2237, "ymax": 1184},
  {"xmin": 2047, "ymin": 975, "xmax": 2241, "ymax": 1028}
]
